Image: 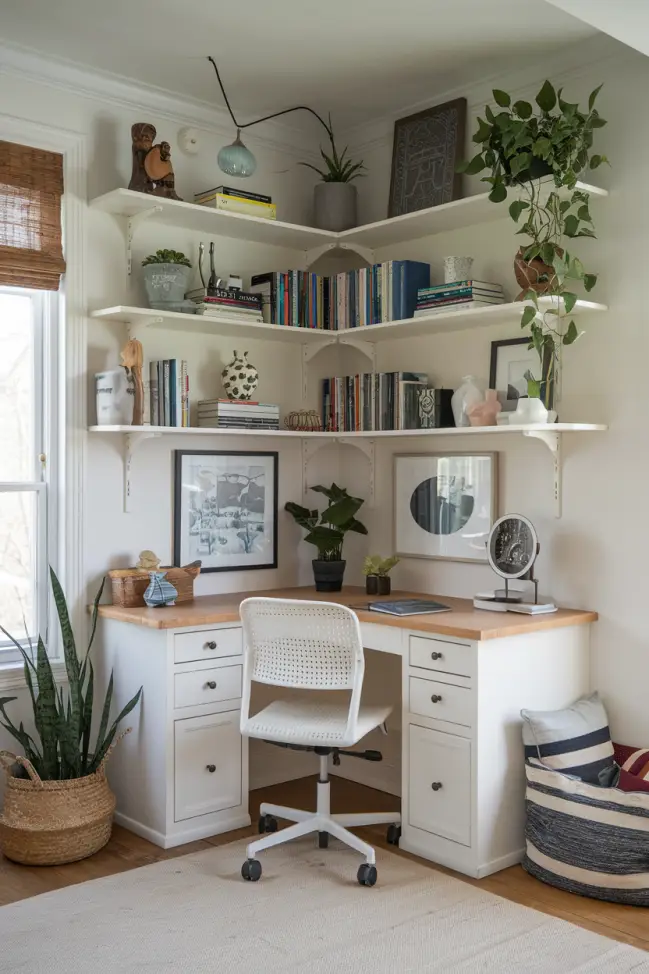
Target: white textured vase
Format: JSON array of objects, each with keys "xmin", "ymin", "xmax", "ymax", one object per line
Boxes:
[
  {"xmin": 221, "ymin": 350, "xmax": 259, "ymax": 401},
  {"xmin": 444, "ymin": 256, "xmax": 474, "ymax": 284},
  {"xmin": 95, "ymin": 369, "xmax": 134, "ymax": 425},
  {"xmin": 509, "ymin": 397, "xmax": 549, "ymax": 426},
  {"xmin": 451, "ymin": 375, "xmax": 483, "ymax": 428}
]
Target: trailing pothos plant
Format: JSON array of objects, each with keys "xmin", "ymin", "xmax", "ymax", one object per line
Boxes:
[
  {"xmin": 458, "ymin": 81, "xmax": 608, "ymax": 403},
  {"xmin": 285, "ymin": 483, "xmax": 367, "ymax": 561},
  {"xmin": 300, "ymin": 114, "xmax": 365, "ymax": 183},
  {"xmin": 0, "ymin": 569, "xmax": 142, "ymax": 780}
]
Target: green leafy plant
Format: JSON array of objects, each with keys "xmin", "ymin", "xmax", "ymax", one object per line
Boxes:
[
  {"xmin": 285, "ymin": 483, "xmax": 367, "ymax": 561},
  {"xmin": 362, "ymin": 555, "xmax": 399, "ymax": 577},
  {"xmin": 300, "ymin": 115, "xmax": 365, "ymax": 183},
  {"xmin": 142, "ymin": 249, "xmax": 191, "ymax": 267},
  {"xmin": 458, "ymin": 81, "xmax": 608, "ymax": 404},
  {"xmin": 0, "ymin": 568, "xmax": 142, "ymax": 780}
]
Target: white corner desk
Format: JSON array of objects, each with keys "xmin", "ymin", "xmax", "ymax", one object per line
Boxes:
[{"xmin": 96, "ymin": 587, "xmax": 596, "ymax": 879}]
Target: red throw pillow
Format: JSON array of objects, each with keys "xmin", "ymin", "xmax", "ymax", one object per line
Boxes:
[
  {"xmin": 616, "ymin": 767, "xmax": 649, "ymax": 793},
  {"xmin": 613, "ymin": 743, "xmax": 649, "ymax": 780}
]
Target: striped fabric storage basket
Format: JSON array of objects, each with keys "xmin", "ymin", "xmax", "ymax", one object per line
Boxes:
[{"xmin": 524, "ymin": 759, "xmax": 649, "ymax": 905}]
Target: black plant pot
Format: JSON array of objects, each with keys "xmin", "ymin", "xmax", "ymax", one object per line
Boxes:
[
  {"xmin": 312, "ymin": 559, "xmax": 346, "ymax": 593},
  {"xmin": 377, "ymin": 576, "xmax": 391, "ymax": 596},
  {"xmin": 365, "ymin": 575, "xmax": 379, "ymax": 595},
  {"xmin": 506, "ymin": 154, "xmax": 553, "ymax": 185}
]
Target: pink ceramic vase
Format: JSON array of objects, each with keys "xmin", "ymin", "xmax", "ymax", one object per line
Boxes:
[{"xmin": 467, "ymin": 389, "xmax": 502, "ymax": 427}]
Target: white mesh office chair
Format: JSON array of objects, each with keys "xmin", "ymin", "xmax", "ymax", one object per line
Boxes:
[{"xmin": 239, "ymin": 597, "xmax": 401, "ymax": 886}]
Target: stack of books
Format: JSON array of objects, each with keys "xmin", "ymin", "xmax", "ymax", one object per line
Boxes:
[
  {"xmin": 194, "ymin": 287, "xmax": 263, "ymax": 323},
  {"xmin": 197, "ymin": 399, "xmax": 280, "ymax": 430},
  {"xmin": 194, "ymin": 185, "xmax": 276, "ymax": 221},
  {"xmin": 322, "ymin": 371, "xmax": 429, "ymax": 432},
  {"xmin": 250, "ymin": 260, "xmax": 430, "ymax": 331},
  {"xmin": 149, "ymin": 360, "xmax": 189, "ymax": 427},
  {"xmin": 415, "ymin": 280, "xmax": 505, "ymax": 316}
]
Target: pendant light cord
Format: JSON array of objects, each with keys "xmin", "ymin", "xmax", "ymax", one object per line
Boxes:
[{"xmin": 208, "ymin": 57, "xmax": 333, "ymax": 141}]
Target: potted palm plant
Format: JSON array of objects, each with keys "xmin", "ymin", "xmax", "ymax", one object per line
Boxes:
[
  {"xmin": 457, "ymin": 81, "xmax": 608, "ymax": 410},
  {"xmin": 285, "ymin": 483, "xmax": 367, "ymax": 591},
  {"xmin": 362, "ymin": 555, "xmax": 399, "ymax": 596},
  {"xmin": 0, "ymin": 569, "xmax": 142, "ymax": 865},
  {"xmin": 141, "ymin": 248, "xmax": 193, "ymax": 309},
  {"xmin": 300, "ymin": 115, "xmax": 365, "ymax": 231}
]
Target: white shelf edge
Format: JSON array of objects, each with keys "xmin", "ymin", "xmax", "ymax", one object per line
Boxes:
[{"xmin": 88, "ymin": 423, "xmax": 607, "ymax": 437}]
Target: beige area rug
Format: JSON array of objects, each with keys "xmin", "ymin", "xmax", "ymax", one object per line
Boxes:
[{"xmin": 1, "ymin": 838, "xmax": 648, "ymax": 973}]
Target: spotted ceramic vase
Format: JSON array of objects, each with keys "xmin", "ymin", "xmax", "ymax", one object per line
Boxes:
[
  {"xmin": 143, "ymin": 571, "xmax": 178, "ymax": 607},
  {"xmin": 221, "ymin": 350, "xmax": 259, "ymax": 401}
]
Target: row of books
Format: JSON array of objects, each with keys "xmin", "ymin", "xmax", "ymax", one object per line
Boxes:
[
  {"xmin": 414, "ymin": 280, "xmax": 505, "ymax": 317},
  {"xmin": 194, "ymin": 185, "xmax": 276, "ymax": 221},
  {"xmin": 322, "ymin": 371, "xmax": 431, "ymax": 432},
  {"xmin": 249, "ymin": 260, "xmax": 430, "ymax": 330},
  {"xmin": 197, "ymin": 399, "xmax": 280, "ymax": 430},
  {"xmin": 149, "ymin": 360, "xmax": 190, "ymax": 427}
]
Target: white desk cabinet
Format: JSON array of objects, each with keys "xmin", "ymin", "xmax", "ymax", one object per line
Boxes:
[{"xmin": 97, "ymin": 619, "xmax": 250, "ymax": 848}]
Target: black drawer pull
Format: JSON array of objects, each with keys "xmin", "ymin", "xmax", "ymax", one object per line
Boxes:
[
  {"xmin": 206, "ymin": 764, "xmax": 216, "ymax": 773},
  {"xmin": 431, "ymin": 782, "xmax": 443, "ymax": 791},
  {"xmin": 205, "ymin": 680, "xmax": 217, "ymax": 690},
  {"xmin": 205, "ymin": 641, "xmax": 217, "ymax": 650},
  {"xmin": 431, "ymin": 694, "xmax": 442, "ymax": 703},
  {"xmin": 431, "ymin": 651, "xmax": 443, "ymax": 660}
]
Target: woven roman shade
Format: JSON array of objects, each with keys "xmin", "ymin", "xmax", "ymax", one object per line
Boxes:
[{"xmin": 0, "ymin": 141, "xmax": 65, "ymax": 291}]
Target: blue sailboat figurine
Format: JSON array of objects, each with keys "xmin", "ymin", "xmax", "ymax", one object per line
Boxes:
[{"xmin": 143, "ymin": 571, "xmax": 178, "ymax": 607}]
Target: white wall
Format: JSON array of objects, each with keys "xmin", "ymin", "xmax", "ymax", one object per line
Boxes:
[{"xmin": 341, "ymin": 39, "xmax": 649, "ymax": 746}]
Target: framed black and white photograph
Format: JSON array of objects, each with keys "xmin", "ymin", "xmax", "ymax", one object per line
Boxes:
[
  {"xmin": 174, "ymin": 451, "xmax": 278, "ymax": 573},
  {"xmin": 388, "ymin": 98, "xmax": 466, "ymax": 218},
  {"xmin": 489, "ymin": 337, "xmax": 538, "ymax": 411},
  {"xmin": 394, "ymin": 453, "xmax": 497, "ymax": 562}
]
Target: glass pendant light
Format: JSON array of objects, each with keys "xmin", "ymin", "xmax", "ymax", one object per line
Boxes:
[{"xmin": 217, "ymin": 129, "xmax": 257, "ymax": 178}]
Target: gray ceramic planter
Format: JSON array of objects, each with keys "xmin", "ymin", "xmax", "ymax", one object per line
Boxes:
[
  {"xmin": 142, "ymin": 263, "xmax": 193, "ymax": 308},
  {"xmin": 313, "ymin": 183, "xmax": 357, "ymax": 231}
]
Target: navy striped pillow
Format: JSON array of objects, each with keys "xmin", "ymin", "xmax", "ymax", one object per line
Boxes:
[{"xmin": 521, "ymin": 692, "xmax": 615, "ymax": 784}]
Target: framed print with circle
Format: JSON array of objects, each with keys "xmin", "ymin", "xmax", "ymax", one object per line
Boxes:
[
  {"xmin": 394, "ymin": 453, "xmax": 497, "ymax": 562},
  {"xmin": 174, "ymin": 450, "xmax": 278, "ymax": 573}
]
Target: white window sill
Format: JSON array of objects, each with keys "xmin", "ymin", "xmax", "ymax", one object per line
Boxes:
[{"xmin": 0, "ymin": 659, "xmax": 68, "ymax": 691}]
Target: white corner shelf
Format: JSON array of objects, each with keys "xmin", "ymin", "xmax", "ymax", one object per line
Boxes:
[
  {"xmin": 91, "ymin": 297, "xmax": 607, "ymax": 344},
  {"xmin": 89, "ymin": 423, "xmax": 607, "ymax": 517}
]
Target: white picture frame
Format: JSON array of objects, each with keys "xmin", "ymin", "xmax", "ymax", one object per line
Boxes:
[{"xmin": 394, "ymin": 453, "xmax": 497, "ymax": 563}]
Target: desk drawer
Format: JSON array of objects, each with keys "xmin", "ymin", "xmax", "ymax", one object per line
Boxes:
[
  {"xmin": 409, "ymin": 635, "xmax": 472, "ymax": 678},
  {"xmin": 174, "ymin": 627, "xmax": 242, "ymax": 664},
  {"xmin": 174, "ymin": 711, "xmax": 242, "ymax": 822},
  {"xmin": 409, "ymin": 724, "xmax": 471, "ymax": 846},
  {"xmin": 409, "ymin": 676, "xmax": 472, "ymax": 727},
  {"xmin": 174, "ymin": 664, "xmax": 242, "ymax": 710}
]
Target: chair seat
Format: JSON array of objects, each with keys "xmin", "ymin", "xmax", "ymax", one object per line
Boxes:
[{"xmin": 242, "ymin": 699, "xmax": 392, "ymax": 748}]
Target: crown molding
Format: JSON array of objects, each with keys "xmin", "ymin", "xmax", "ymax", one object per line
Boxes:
[{"xmin": 0, "ymin": 41, "xmax": 319, "ymax": 158}]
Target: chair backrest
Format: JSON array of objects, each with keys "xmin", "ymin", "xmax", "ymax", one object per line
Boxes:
[{"xmin": 239, "ymin": 597, "xmax": 366, "ymax": 736}]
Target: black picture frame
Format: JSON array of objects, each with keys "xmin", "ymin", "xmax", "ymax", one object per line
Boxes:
[
  {"xmin": 489, "ymin": 337, "xmax": 552, "ymax": 409},
  {"xmin": 489, "ymin": 337, "xmax": 530, "ymax": 390},
  {"xmin": 388, "ymin": 98, "xmax": 467, "ymax": 218},
  {"xmin": 173, "ymin": 450, "xmax": 278, "ymax": 574}
]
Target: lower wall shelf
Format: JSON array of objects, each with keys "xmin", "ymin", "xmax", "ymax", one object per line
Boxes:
[{"xmin": 89, "ymin": 423, "xmax": 607, "ymax": 517}]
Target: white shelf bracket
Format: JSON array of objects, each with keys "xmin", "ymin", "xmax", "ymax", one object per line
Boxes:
[
  {"xmin": 338, "ymin": 337, "xmax": 376, "ymax": 369},
  {"xmin": 304, "ymin": 241, "xmax": 374, "ymax": 266},
  {"xmin": 126, "ymin": 206, "xmax": 163, "ymax": 275},
  {"xmin": 302, "ymin": 340, "xmax": 337, "ymax": 399},
  {"xmin": 523, "ymin": 429, "xmax": 562, "ymax": 518},
  {"xmin": 338, "ymin": 438, "xmax": 376, "ymax": 506},
  {"xmin": 301, "ymin": 438, "xmax": 334, "ymax": 501},
  {"xmin": 124, "ymin": 430, "xmax": 161, "ymax": 512},
  {"xmin": 125, "ymin": 315, "xmax": 164, "ymax": 338}
]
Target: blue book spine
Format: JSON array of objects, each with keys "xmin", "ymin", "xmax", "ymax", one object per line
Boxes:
[
  {"xmin": 401, "ymin": 261, "xmax": 431, "ymax": 318},
  {"xmin": 169, "ymin": 359, "xmax": 177, "ymax": 426},
  {"xmin": 392, "ymin": 261, "xmax": 402, "ymax": 321}
]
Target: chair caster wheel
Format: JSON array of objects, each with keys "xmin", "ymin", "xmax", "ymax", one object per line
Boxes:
[
  {"xmin": 357, "ymin": 863, "xmax": 377, "ymax": 887},
  {"xmin": 386, "ymin": 824, "xmax": 401, "ymax": 846},
  {"xmin": 318, "ymin": 831, "xmax": 329, "ymax": 849},
  {"xmin": 241, "ymin": 858, "xmax": 262, "ymax": 882},
  {"xmin": 258, "ymin": 814, "xmax": 278, "ymax": 834}
]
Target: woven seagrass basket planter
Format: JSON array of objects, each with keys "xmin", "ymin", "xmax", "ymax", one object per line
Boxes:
[{"xmin": 0, "ymin": 755, "xmax": 116, "ymax": 866}]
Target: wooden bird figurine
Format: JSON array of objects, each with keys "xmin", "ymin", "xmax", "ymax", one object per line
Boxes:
[
  {"xmin": 120, "ymin": 338, "xmax": 144, "ymax": 426},
  {"xmin": 128, "ymin": 122, "xmax": 181, "ymax": 200}
]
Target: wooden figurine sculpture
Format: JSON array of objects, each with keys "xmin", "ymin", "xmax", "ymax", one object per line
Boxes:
[
  {"xmin": 120, "ymin": 338, "xmax": 144, "ymax": 426},
  {"xmin": 128, "ymin": 122, "xmax": 182, "ymax": 200}
]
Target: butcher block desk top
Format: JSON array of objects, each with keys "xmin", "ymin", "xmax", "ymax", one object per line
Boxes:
[{"xmin": 96, "ymin": 587, "xmax": 597, "ymax": 641}]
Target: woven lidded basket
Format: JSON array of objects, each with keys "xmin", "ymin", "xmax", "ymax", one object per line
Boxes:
[
  {"xmin": 109, "ymin": 560, "xmax": 200, "ymax": 608},
  {"xmin": 0, "ymin": 752, "xmax": 116, "ymax": 866}
]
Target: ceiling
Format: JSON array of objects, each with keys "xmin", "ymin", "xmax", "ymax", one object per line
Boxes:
[{"xmin": 1, "ymin": 0, "xmax": 600, "ymax": 130}]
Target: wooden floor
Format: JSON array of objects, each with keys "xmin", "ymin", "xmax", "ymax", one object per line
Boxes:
[{"xmin": 1, "ymin": 775, "xmax": 649, "ymax": 952}]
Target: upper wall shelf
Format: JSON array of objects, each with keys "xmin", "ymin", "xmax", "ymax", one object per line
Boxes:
[{"xmin": 89, "ymin": 182, "xmax": 608, "ymax": 263}]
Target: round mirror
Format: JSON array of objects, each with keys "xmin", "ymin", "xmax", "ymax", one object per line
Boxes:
[{"xmin": 487, "ymin": 514, "xmax": 538, "ymax": 579}]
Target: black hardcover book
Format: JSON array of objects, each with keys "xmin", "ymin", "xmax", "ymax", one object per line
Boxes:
[{"xmin": 195, "ymin": 186, "xmax": 272, "ymax": 204}]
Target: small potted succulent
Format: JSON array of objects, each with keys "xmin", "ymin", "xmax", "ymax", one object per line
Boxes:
[
  {"xmin": 141, "ymin": 249, "xmax": 192, "ymax": 309},
  {"xmin": 363, "ymin": 555, "xmax": 399, "ymax": 596},
  {"xmin": 285, "ymin": 483, "xmax": 367, "ymax": 592},
  {"xmin": 300, "ymin": 115, "xmax": 365, "ymax": 232}
]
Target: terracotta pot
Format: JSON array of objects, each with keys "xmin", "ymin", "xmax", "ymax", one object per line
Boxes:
[{"xmin": 514, "ymin": 247, "xmax": 558, "ymax": 298}]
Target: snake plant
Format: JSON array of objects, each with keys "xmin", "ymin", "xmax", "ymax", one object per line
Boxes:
[{"xmin": 0, "ymin": 569, "xmax": 142, "ymax": 780}]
